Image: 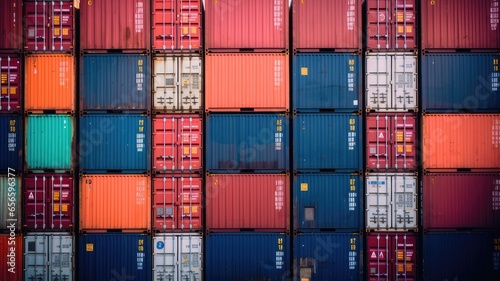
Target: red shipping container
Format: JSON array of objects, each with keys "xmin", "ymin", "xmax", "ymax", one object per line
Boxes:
[
  {"xmin": 0, "ymin": 0, "xmax": 22, "ymax": 50},
  {"xmin": 153, "ymin": 174, "xmax": 202, "ymax": 231},
  {"xmin": 421, "ymin": 0, "xmax": 500, "ymax": 51},
  {"xmin": 0, "ymin": 53, "xmax": 21, "ymax": 113},
  {"xmin": 206, "ymin": 174, "xmax": 290, "ymax": 231},
  {"xmin": 0, "ymin": 234, "xmax": 22, "ymax": 281}
]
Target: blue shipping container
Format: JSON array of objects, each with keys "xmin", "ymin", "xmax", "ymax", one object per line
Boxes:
[
  {"xmin": 423, "ymin": 232, "xmax": 500, "ymax": 281},
  {"xmin": 79, "ymin": 114, "xmax": 150, "ymax": 172},
  {"xmin": 78, "ymin": 233, "xmax": 152, "ymax": 281},
  {"xmin": 421, "ymin": 53, "xmax": 500, "ymax": 112},
  {"xmin": 294, "ymin": 173, "xmax": 363, "ymax": 231},
  {"xmin": 294, "ymin": 233, "xmax": 363, "ymax": 281},
  {"xmin": 81, "ymin": 54, "xmax": 150, "ymax": 111},
  {"xmin": 293, "ymin": 53, "xmax": 361, "ymax": 112},
  {"xmin": 206, "ymin": 114, "xmax": 289, "ymax": 171},
  {"xmin": 206, "ymin": 233, "xmax": 291, "ymax": 281},
  {"xmin": 293, "ymin": 113, "xmax": 362, "ymax": 171},
  {"xmin": 0, "ymin": 115, "xmax": 22, "ymax": 172}
]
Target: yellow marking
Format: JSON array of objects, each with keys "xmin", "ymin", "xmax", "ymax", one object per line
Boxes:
[
  {"xmin": 86, "ymin": 243, "xmax": 93, "ymax": 251},
  {"xmin": 300, "ymin": 183, "xmax": 308, "ymax": 191}
]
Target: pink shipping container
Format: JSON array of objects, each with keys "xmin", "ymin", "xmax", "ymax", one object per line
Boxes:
[
  {"xmin": 206, "ymin": 174, "xmax": 290, "ymax": 232},
  {"xmin": 0, "ymin": 53, "xmax": 21, "ymax": 113},
  {"xmin": 0, "ymin": 0, "xmax": 22, "ymax": 50}
]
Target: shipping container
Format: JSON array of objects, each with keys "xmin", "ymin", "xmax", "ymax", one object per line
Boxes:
[
  {"xmin": 421, "ymin": 53, "xmax": 500, "ymax": 112},
  {"xmin": 79, "ymin": 114, "xmax": 150, "ymax": 172},
  {"xmin": 23, "ymin": 174, "xmax": 73, "ymax": 231},
  {"xmin": 421, "ymin": 0, "xmax": 500, "ymax": 51},
  {"xmin": 292, "ymin": 0, "xmax": 361, "ymax": 51},
  {"xmin": 152, "ymin": 0, "xmax": 202, "ymax": 51},
  {"xmin": 205, "ymin": 53, "xmax": 289, "ymax": 112},
  {"xmin": 294, "ymin": 233, "xmax": 363, "ymax": 281},
  {"xmin": 293, "ymin": 113, "xmax": 362, "ymax": 171},
  {"xmin": 366, "ymin": 113, "xmax": 417, "ymax": 171},
  {"xmin": 0, "ymin": 53, "xmax": 21, "ymax": 113},
  {"xmin": 205, "ymin": 0, "xmax": 288, "ymax": 51},
  {"xmin": 0, "ymin": 175, "xmax": 20, "ymax": 231},
  {"xmin": 153, "ymin": 174, "xmax": 202, "ymax": 231},
  {"xmin": 366, "ymin": 53, "xmax": 418, "ymax": 111},
  {"xmin": 81, "ymin": 54, "xmax": 150, "ymax": 111},
  {"xmin": 206, "ymin": 233, "xmax": 290, "ymax": 280},
  {"xmin": 367, "ymin": 232, "xmax": 417, "ymax": 281},
  {"xmin": 25, "ymin": 114, "xmax": 73, "ymax": 171},
  {"xmin": 292, "ymin": 53, "xmax": 361, "ymax": 112},
  {"xmin": 422, "ymin": 114, "xmax": 500, "ymax": 170},
  {"xmin": 0, "ymin": 234, "xmax": 22, "ymax": 281},
  {"xmin": 423, "ymin": 173, "xmax": 500, "ymax": 230},
  {"xmin": 423, "ymin": 232, "xmax": 500, "ymax": 281},
  {"xmin": 0, "ymin": 115, "xmax": 22, "ymax": 172},
  {"xmin": 78, "ymin": 233, "xmax": 152, "ymax": 281},
  {"xmin": 153, "ymin": 234, "xmax": 202, "ymax": 280},
  {"xmin": 79, "ymin": 174, "xmax": 151, "ymax": 231},
  {"xmin": 153, "ymin": 54, "xmax": 202, "ymax": 112},
  {"xmin": 80, "ymin": 0, "xmax": 150, "ymax": 51},
  {"xmin": 206, "ymin": 174, "xmax": 290, "ymax": 231},
  {"xmin": 206, "ymin": 113, "xmax": 289, "ymax": 171},
  {"xmin": 25, "ymin": 54, "xmax": 75, "ymax": 112},
  {"xmin": 366, "ymin": 173, "xmax": 417, "ymax": 231},
  {"xmin": 0, "ymin": 0, "xmax": 22, "ymax": 50},
  {"xmin": 24, "ymin": 233, "xmax": 73, "ymax": 281}
]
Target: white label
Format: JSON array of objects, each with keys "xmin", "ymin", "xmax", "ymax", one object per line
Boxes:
[
  {"xmin": 492, "ymin": 72, "xmax": 499, "ymax": 92},
  {"xmin": 493, "ymin": 118, "xmax": 500, "ymax": 148},
  {"xmin": 274, "ymin": 59, "xmax": 282, "ymax": 87},
  {"xmin": 59, "ymin": 61, "xmax": 69, "ymax": 86},
  {"xmin": 135, "ymin": 2, "xmax": 144, "ymax": 33},
  {"xmin": 348, "ymin": 192, "xmax": 357, "ymax": 211},
  {"xmin": 136, "ymin": 180, "xmax": 145, "ymax": 205},
  {"xmin": 273, "ymin": 0, "xmax": 283, "ymax": 28},
  {"xmin": 275, "ymin": 180, "xmax": 284, "ymax": 210},
  {"xmin": 137, "ymin": 252, "xmax": 144, "ymax": 270},
  {"xmin": 348, "ymin": 73, "xmax": 355, "ymax": 92},
  {"xmin": 348, "ymin": 132, "xmax": 356, "ymax": 150},
  {"xmin": 136, "ymin": 133, "xmax": 145, "ymax": 152},
  {"xmin": 346, "ymin": 0, "xmax": 356, "ymax": 31},
  {"xmin": 348, "ymin": 250, "xmax": 357, "ymax": 270},
  {"xmin": 491, "ymin": 1, "xmax": 499, "ymax": 31},
  {"xmin": 493, "ymin": 179, "xmax": 500, "ymax": 211},
  {"xmin": 136, "ymin": 73, "xmax": 144, "ymax": 91},
  {"xmin": 275, "ymin": 251, "xmax": 284, "ymax": 269},
  {"xmin": 8, "ymin": 132, "xmax": 16, "ymax": 152}
]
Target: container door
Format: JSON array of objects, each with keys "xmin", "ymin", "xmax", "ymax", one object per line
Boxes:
[
  {"xmin": 367, "ymin": 115, "xmax": 391, "ymax": 170},
  {"xmin": 0, "ymin": 55, "xmax": 21, "ymax": 113},
  {"xmin": 25, "ymin": 1, "xmax": 49, "ymax": 51},
  {"xmin": 154, "ymin": 56, "xmax": 177, "ymax": 111},
  {"xmin": 50, "ymin": 1, "xmax": 74, "ymax": 51},
  {"xmin": 178, "ymin": 0, "xmax": 202, "ymax": 50},
  {"xmin": 153, "ymin": 116, "xmax": 177, "ymax": 171},
  {"xmin": 393, "ymin": 0, "xmax": 416, "ymax": 50},
  {"xmin": 152, "ymin": 0, "xmax": 176, "ymax": 51},
  {"xmin": 177, "ymin": 116, "xmax": 202, "ymax": 171},
  {"xmin": 153, "ymin": 175, "xmax": 176, "ymax": 230},
  {"xmin": 366, "ymin": 175, "xmax": 391, "ymax": 230},
  {"xmin": 25, "ymin": 234, "xmax": 48, "ymax": 281},
  {"xmin": 392, "ymin": 174, "xmax": 417, "ymax": 230},
  {"xmin": 178, "ymin": 235, "xmax": 202, "ymax": 281},
  {"xmin": 392, "ymin": 54, "xmax": 417, "ymax": 111},
  {"xmin": 24, "ymin": 175, "xmax": 47, "ymax": 230},
  {"xmin": 393, "ymin": 114, "xmax": 416, "ymax": 169},
  {"xmin": 49, "ymin": 175, "xmax": 73, "ymax": 230},
  {"xmin": 49, "ymin": 235, "xmax": 73, "ymax": 281},
  {"xmin": 153, "ymin": 235, "xmax": 177, "ymax": 281},
  {"xmin": 177, "ymin": 176, "xmax": 202, "ymax": 230},
  {"xmin": 178, "ymin": 56, "xmax": 202, "ymax": 112}
]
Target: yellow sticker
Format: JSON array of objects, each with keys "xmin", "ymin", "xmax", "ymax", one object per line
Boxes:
[
  {"xmin": 53, "ymin": 16, "xmax": 60, "ymax": 25},
  {"xmin": 183, "ymin": 258, "xmax": 189, "ymax": 263},
  {"xmin": 54, "ymin": 204, "xmax": 60, "ymax": 212},
  {"xmin": 1, "ymin": 88, "xmax": 6, "ymax": 95},
  {"xmin": 406, "ymin": 145, "xmax": 413, "ymax": 153},
  {"xmin": 397, "ymin": 145, "xmax": 404, "ymax": 153},
  {"xmin": 301, "ymin": 67, "xmax": 308, "ymax": 76},
  {"xmin": 86, "ymin": 243, "xmax": 94, "ymax": 251},
  {"xmin": 183, "ymin": 206, "xmax": 191, "ymax": 214},
  {"xmin": 63, "ymin": 28, "xmax": 69, "ymax": 36},
  {"xmin": 192, "ymin": 147, "xmax": 198, "ymax": 154},
  {"xmin": 300, "ymin": 183, "xmax": 308, "ymax": 191},
  {"xmin": 396, "ymin": 132, "xmax": 403, "ymax": 142},
  {"xmin": 192, "ymin": 206, "xmax": 198, "ymax": 213},
  {"xmin": 62, "ymin": 204, "xmax": 68, "ymax": 212},
  {"xmin": 276, "ymin": 125, "xmax": 282, "ymax": 132},
  {"xmin": 53, "ymin": 191, "xmax": 60, "ymax": 201},
  {"xmin": 2, "ymin": 74, "xmax": 7, "ymax": 83},
  {"xmin": 183, "ymin": 27, "xmax": 189, "ymax": 35},
  {"xmin": 10, "ymin": 88, "xmax": 16, "ymax": 94},
  {"xmin": 191, "ymin": 27, "xmax": 197, "ymax": 34},
  {"xmin": 398, "ymin": 26, "xmax": 404, "ymax": 34},
  {"xmin": 54, "ymin": 28, "xmax": 60, "ymax": 36},
  {"xmin": 407, "ymin": 26, "xmax": 413, "ymax": 33},
  {"xmin": 182, "ymin": 79, "xmax": 189, "ymax": 85},
  {"xmin": 183, "ymin": 147, "xmax": 190, "ymax": 155}
]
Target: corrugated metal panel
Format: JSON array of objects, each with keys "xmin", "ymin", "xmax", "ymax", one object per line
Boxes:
[
  {"xmin": 423, "ymin": 232, "xmax": 500, "ymax": 281},
  {"xmin": 25, "ymin": 114, "xmax": 74, "ymax": 170},
  {"xmin": 78, "ymin": 233, "xmax": 152, "ymax": 281},
  {"xmin": 293, "ymin": 173, "xmax": 362, "ymax": 231},
  {"xmin": 205, "ymin": 53, "xmax": 289, "ymax": 111},
  {"xmin": 0, "ymin": 0, "xmax": 22, "ymax": 50},
  {"xmin": 293, "ymin": 113, "xmax": 362, "ymax": 171},
  {"xmin": 366, "ymin": 173, "xmax": 417, "ymax": 231},
  {"xmin": 423, "ymin": 173, "xmax": 500, "ymax": 229},
  {"xmin": 421, "ymin": 53, "xmax": 500, "ymax": 112},
  {"xmin": 206, "ymin": 233, "xmax": 290, "ymax": 280},
  {"xmin": 79, "ymin": 114, "xmax": 150, "ymax": 172},
  {"xmin": 422, "ymin": 114, "xmax": 500, "ymax": 170},
  {"xmin": 294, "ymin": 233, "xmax": 363, "ymax": 281},
  {"xmin": 81, "ymin": 54, "xmax": 150, "ymax": 111},
  {"xmin": 79, "ymin": 175, "xmax": 151, "ymax": 230},
  {"xmin": 0, "ymin": 234, "xmax": 22, "ymax": 281},
  {"xmin": 366, "ymin": 53, "xmax": 418, "ymax": 111},
  {"xmin": 0, "ymin": 54, "xmax": 21, "ymax": 113},
  {"xmin": 206, "ymin": 113, "xmax": 289, "ymax": 171},
  {"xmin": 292, "ymin": 53, "xmax": 361, "ymax": 112},
  {"xmin": 153, "ymin": 234, "xmax": 202, "ymax": 281},
  {"xmin": 153, "ymin": 55, "xmax": 202, "ymax": 112},
  {"xmin": 0, "ymin": 115, "xmax": 22, "ymax": 171},
  {"xmin": 0, "ymin": 175, "xmax": 20, "ymax": 231},
  {"xmin": 206, "ymin": 174, "xmax": 290, "ymax": 231}
]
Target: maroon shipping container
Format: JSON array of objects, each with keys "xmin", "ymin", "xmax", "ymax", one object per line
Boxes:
[
  {"xmin": 367, "ymin": 232, "xmax": 417, "ymax": 281},
  {"xmin": 292, "ymin": 0, "xmax": 361, "ymax": 51},
  {"xmin": 421, "ymin": 0, "xmax": 500, "ymax": 51},
  {"xmin": 423, "ymin": 173, "xmax": 500, "ymax": 230},
  {"xmin": 80, "ymin": 0, "xmax": 150, "ymax": 51},
  {"xmin": 206, "ymin": 174, "xmax": 290, "ymax": 231},
  {"xmin": 153, "ymin": 174, "xmax": 202, "ymax": 231},
  {"xmin": 0, "ymin": 53, "xmax": 21, "ymax": 113},
  {"xmin": 23, "ymin": 174, "xmax": 74, "ymax": 231},
  {"xmin": 0, "ymin": 0, "xmax": 22, "ymax": 50}
]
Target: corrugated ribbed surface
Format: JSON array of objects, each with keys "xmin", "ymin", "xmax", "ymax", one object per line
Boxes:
[
  {"xmin": 0, "ymin": 0, "xmax": 22, "ymax": 50},
  {"xmin": 0, "ymin": 54, "xmax": 21, "ymax": 113},
  {"xmin": 0, "ymin": 234, "xmax": 22, "ymax": 281},
  {"xmin": 0, "ymin": 176, "xmax": 20, "ymax": 230},
  {"xmin": 0, "ymin": 115, "xmax": 22, "ymax": 171}
]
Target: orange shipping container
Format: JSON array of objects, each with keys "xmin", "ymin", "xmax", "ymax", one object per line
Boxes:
[
  {"xmin": 423, "ymin": 114, "xmax": 500, "ymax": 170},
  {"xmin": 80, "ymin": 175, "xmax": 151, "ymax": 231},
  {"xmin": 25, "ymin": 54, "xmax": 75, "ymax": 113}
]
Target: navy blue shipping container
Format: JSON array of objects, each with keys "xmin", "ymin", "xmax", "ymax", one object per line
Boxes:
[
  {"xmin": 79, "ymin": 114, "xmax": 150, "ymax": 172},
  {"xmin": 81, "ymin": 54, "xmax": 150, "ymax": 111},
  {"xmin": 421, "ymin": 53, "xmax": 500, "ymax": 112},
  {"xmin": 423, "ymin": 232, "xmax": 500, "ymax": 281},
  {"xmin": 0, "ymin": 115, "xmax": 22, "ymax": 172},
  {"xmin": 293, "ymin": 113, "xmax": 362, "ymax": 171},
  {"xmin": 206, "ymin": 233, "xmax": 291, "ymax": 281},
  {"xmin": 293, "ymin": 53, "xmax": 361, "ymax": 112},
  {"xmin": 294, "ymin": 173, "xmax": 363, "ymax": 231},
  {"xmin": 78, "ymin": 233, "xmax": 152, "ymax": 281},
  {"xmin": 206, "ymin": 114, "xmax": 289, "ymax": 171},
  {"xmin": 294, "ymin": 233, "xmax": 363, "ymax": 281}
]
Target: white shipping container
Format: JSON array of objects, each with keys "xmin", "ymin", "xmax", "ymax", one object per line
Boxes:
[{"xmin": 153, "ymin": 234, "xmax": 202, "ymax": 281}]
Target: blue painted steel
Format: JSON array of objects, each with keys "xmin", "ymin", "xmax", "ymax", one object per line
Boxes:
[
  {"xmin": 81, "ymin": 54, "xmax": 150, "ymax": 111},
  {"xmin": 421, "ymin": 53, "xmax": 500, "ymax": 112},
  {"xmin": 294, "ymin": 173, "xmax": 363, "ymax": 231},
  {"xmin": 293, "ymin": 53, "xmax": 361, "ymax": 112},
  {"xmin": 78, "ymin": 233, "xmax": 152, "ymax": 281},
  {"xmin": 294, "ymin": 233, "xmax": 363, "ymax": 281},
  {"xmin": 206, "ymin": 233, "xmax": 291, "ymax": 281},
  {"xmin": 0, "ymin": 115, "xmax": 22, "ymax": 172},
  {"xmin": 206, "ymin": 113, "xmax": 289, "ymax": 171},
  {"xmin": 79, "ymin": 114, "xmax": 150, "ymax": 172},
  {"xmin": 293, "ymin": 113, "xmax": 362, "ymax": 171}
]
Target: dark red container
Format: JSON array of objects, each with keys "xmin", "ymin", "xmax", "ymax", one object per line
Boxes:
[
  {"xmin": 0, "ymin": 234, "xmax": 22, "ymax": 281},
  {"xmin": 0, "ymin": 0, "xmax": 22, "ymax": 50},
  {"xmin": 0, "ymin": 53, "xmax": 21, "ymax": 113}
]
